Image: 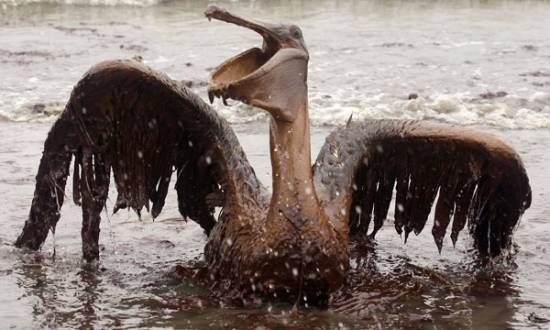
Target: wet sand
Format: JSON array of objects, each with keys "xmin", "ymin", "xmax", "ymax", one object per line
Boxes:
[{"xmin": 0, "ymin": 121, "xmax": 548, "ymax": 329}]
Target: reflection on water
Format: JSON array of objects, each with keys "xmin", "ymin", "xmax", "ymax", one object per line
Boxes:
[
  {"xmin": 10, "ymin": 243, "xmax": 522, "ymax": 329},
  {"xmin": 14, "ymin": 252, "xmax": 109, "ymax": 328}
]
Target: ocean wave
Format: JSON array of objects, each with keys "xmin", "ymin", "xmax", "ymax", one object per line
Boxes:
[
  {"xmin": 3, "ymin": 91, "xmax": 550, "ymax": 129},
  {"xmin": 0, "ymin": 101, "xmax": 65, "ymax": 122},
  {"xmin": 215, "ymin": 91, "xmax": 550, "ymax": 129},
  {"xmin": 304, "ymin": 91, "xmax": 550, "ymax": 129}
]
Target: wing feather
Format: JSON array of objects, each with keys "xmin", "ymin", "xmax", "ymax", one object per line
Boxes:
[
  {"xmin": 16, "ymin": 60, "xmax": 268, "ymax": 254},
  {"xmin": 313, "ymin": 120, "xmax": 531, "ymax": 257}
]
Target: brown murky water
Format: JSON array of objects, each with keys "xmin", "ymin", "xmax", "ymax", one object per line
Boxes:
[
  {"xmin": 1, "ymin": 0, "xmax": 550, "ymax": 328},
  {"xmin": 0, "ymin": 122, "xmax": 549, "ymax": 329}
]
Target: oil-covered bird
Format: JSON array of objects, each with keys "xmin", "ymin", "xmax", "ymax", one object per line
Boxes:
[{"xmin": 15, "ymin": 5, "xmax": 531, "ymax": 305}]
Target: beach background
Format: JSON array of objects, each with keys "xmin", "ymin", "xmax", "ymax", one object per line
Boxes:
[{"xmin": 0, "ymin": 0, "xmax": 549, "ymax": 328}]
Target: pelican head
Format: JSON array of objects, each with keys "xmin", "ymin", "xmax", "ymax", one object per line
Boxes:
[{"xmin": 206, "ymin": 5, "xmax": 309, "ymax": 122}]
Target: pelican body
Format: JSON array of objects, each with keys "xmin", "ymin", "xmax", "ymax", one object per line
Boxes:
[{"xmin": 15, "ymin": 6, "xmax": 531, "ymax": 305}]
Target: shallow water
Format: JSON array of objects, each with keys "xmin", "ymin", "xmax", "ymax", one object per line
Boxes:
[
  {"xmin": 1, "ymin": 0, "xmax": 550, "ymax": 329},
  {"xmin": 0, "ymin": 122, "xmax": 549, "ymax": 329}
]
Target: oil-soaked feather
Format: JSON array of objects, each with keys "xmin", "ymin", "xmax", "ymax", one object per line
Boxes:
[
  {"xmin": 450, "ymin": 181, "xmax": 476, "ymax": 246},
  {"xmin": 356, "ymin": 163, "xmax": 378, "ymax": 235},
  {"xmin": 410, "ymin": 153, "xmax": 442, "ymax": 235},
  {"xmin": 404, "ymin": 152, "xmax": 429, "ymax": 236},
  {"xmin": 73, "ymin": 149, "xmax": 82, "ymax": 206},
  {"xmin": 394, "ymin": 152, "xmax": 409, "ymax": 235},
  {"xmin": 431, "ymin": 163, "xmax": 460, "ymax": 253},
  {"xmin": 81, "ymin": 149, "xmax": 94, "ymax": 195},
  {"xmin": 313, "ymin": 119, "xmax": 531, "ymax": 257},
  {"xmin": 403, "ymin": 155, "xmax": 429, "ymax": 242},
  {"xmin": 16, "ymin": 60, "xmax": 269, "ymax": 256},
  {"xmin": 371, "ymin": 160, "xmax": 396, "ymax": 237}
]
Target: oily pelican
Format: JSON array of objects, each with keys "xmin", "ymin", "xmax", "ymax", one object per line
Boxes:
[{"xmin": 15, "ymin": 5, "xmax": 531, "ymax": 304}]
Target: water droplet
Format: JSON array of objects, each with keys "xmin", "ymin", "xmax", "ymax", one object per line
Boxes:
[
  {"xmin": 205, "ymin": 156, "xmax": 212, "ymax": 165},
  {"xmin": 137, "ymin": 151, "xmax": 143, "ymax": 159},
  {"xmin": 225, "ymin": 238, "xmax": 233, "ymax": 246},
  {"xmin": 292, "ymin": 268, "xmax": 299, "ymax": 277},
  {"xmin": 397, "ymin": 203, "xmax": 405, "ymax": 212}
]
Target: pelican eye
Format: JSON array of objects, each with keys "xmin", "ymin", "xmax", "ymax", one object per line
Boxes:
[{"xmin": 290, "ymin": 25, "xmax": 302, "ymax": 38}]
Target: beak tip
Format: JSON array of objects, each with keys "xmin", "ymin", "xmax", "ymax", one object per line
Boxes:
[
  {"xmin": 204, "ymin": 4, "xmax": 225, "ymax": 21},
  {"xmin": 208, "ymin": 90, "xmax": 214, "ymax": 104}
]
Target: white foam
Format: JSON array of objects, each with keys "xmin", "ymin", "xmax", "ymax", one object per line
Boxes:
[
  {"xmin": 4, "ymin": 90, "xmax": 550, "ymax": 129},
  {"xmin": 304, "ymin": 91, "xmax": 550, "ymax": 129}
]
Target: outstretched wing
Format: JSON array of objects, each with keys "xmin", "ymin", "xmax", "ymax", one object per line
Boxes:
[
  {"xmin": 16, "ymin": 60, "xmax": 268, "ymax": 256},
  {"xmin": 313, "ymin": 120, "xmax": 531, "ymax": 257}
]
